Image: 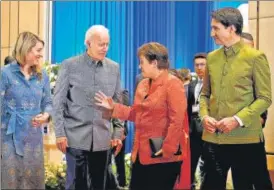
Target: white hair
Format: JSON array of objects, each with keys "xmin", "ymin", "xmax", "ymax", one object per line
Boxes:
[{"xmin": 84, "ymin": 25, "xmax": 109, "ymax": 47}]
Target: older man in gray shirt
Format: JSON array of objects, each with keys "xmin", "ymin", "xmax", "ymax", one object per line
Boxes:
[{"xmin": 53, "ymin": 25, "xmax": 123, "ymax": 190}]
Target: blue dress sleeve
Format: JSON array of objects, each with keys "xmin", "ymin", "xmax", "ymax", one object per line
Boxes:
[
  {"xmin": 41, "ymin": 70, "xmax": 53, "ymax": 115},
  {"xmin": 1, "ymin": 69, "xmax": 9, "ymax": 117}
]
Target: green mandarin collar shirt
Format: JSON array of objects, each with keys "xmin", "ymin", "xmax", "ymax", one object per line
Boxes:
[{"xmin": 200, "ymin": 40, "xmax": 272, "ymax": 144}]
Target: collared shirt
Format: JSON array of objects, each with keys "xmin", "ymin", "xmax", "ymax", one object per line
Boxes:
[
  {"xmin": 200, "ymin": 40, "xmax": 272, "ymax": 144},
  {"xmin": 1, "ymin": 62, "xmax": 52, "ymax": 156},
  {"xmin": 194, "ymin": 78, "xmax": 203, "ymax": 104},
  {"xmin": 53, "ymin": 52, "xmax": 123, "ymax": 151},
  {"xmin": 91, "ymin": 60, "xmax": 103, "ymax": 67}
]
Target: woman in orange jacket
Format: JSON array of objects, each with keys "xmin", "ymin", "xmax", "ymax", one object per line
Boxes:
[{"xmin": 95, "ymin": 42, "xmax": 189, "ymax": 190}]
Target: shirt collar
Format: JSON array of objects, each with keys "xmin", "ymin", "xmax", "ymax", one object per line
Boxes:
[
  {"xmin": 223, "ymin": 40, "xmax": 244, "ymax": 57},
  {"xmin": 9, "ymin": 62, "xmax": 21, "ymax": 72},
  {"xmin": 9, "ymin": 61, "xmax": 39, "ymax": 80},
  {"xmin": 84, "ymin": 51, "xmax": 104, "ymax": 67}
]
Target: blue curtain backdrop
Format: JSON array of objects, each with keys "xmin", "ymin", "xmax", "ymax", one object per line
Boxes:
[{"xmin": 52, "ymin": 1, "xmax": 246, "ymax": 153}]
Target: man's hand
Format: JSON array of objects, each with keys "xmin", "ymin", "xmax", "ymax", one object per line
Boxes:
[
  {"xmin": 111, "ymin": 139, "xmax": 123, "ymax": 156},
  {"xmin": 216, "ymin": 117, "xmax": 239, "ymax": 133},
  {"xmin": 56, "ymin": 137, "xmax": 68, "ymax": 153},
  {"xmin": 202, "ymin": 116, "xmax": 218, "ymax": 133}
]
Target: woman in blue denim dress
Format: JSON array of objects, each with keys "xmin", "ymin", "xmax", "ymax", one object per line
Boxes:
[{"xmin": 1, "ymin": 31, "xmax": 52, "ymax": 189}]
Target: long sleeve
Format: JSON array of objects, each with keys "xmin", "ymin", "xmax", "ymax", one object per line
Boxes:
[
  {"xmin": 113, "ymin": 66, "xmax": 122, "ymax": 103},
  {"xmin": 112, "ymin": 103, "xmax": 137, "ymax": 122},
  {"xmin": 52, "ymin": 62, "xmax": 70, "ymax": 137},
  {"xmin": 0, "ymin": 70, "xmax": 9, "ymax": 118},
  {"xmin": 162, "ymin": 79, "xmax": 187, "ymax": 157},
  {"xmin": 112, "ymin": 89, "xmax": 130, "ymax": 139},
  {"xmin": 41, "ymin": 70, "xmax": 53, "ymax": 115},
  {"xmin": 112, "ymin": 66, "xmax": 123, "ymax": 140},
  {"xmin": 235, "ymin": 53, "xmax": 272, "ymax": 127}
]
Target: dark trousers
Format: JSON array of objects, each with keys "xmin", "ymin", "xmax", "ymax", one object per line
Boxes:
[
  {"xmin": 130, "ymin": 156, "xmax": 182, "ymax": 190},
  {"xmin": 190, "ymin": 134, "xmax": 204, "ymax": 186},
  {"xmin": 232, "ymin": 141, "xmax": 272, "ymax": 190},
  {"xmin": 65, "ymin": 147, "xmax": 109, "ymax": 190},
  {"xmin": 106, "ymin": 152, "xmax": 119, "ymax": 190},
  {"xmin": 114, "ymin": 139, "xmax": 126, "ymax": 187},
  {"xmin": 200, "ymin": 142, "xmax": 273, "ymax": 190},
  {"xmin": 190, "ymin": 115, "xmax": 205, "ymax": 188}
]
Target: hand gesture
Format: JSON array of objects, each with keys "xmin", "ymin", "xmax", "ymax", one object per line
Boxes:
[{"xmin": 95, "ymin": 91, "xmax": 114, "ymax": 111}]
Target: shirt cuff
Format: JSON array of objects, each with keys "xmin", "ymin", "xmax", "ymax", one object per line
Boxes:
[
  {"xmin": 233, "ymin": 115, "xmax": 244, "ymax": 127},
  {"xmin": 201, "ymin": 115, "xmax": 208, "ymax": 122}
]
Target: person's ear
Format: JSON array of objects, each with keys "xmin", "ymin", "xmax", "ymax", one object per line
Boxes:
[
  {"xmin": 87, "ymin": 40, "xmax": 92, "ymax": 48},
  {"xmin": 230, "ymin": 25, "xmax": 236, "ymax": 33}
]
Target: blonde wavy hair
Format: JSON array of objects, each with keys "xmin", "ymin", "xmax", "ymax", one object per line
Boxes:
[{"xmin": 12, "ymin": 31, "xmax": 44, "ymax": 80}]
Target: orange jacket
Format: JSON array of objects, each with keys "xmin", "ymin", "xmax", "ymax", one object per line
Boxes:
[{"xmin": 112, "ymin": 71, "xmax": 189, "ymax": 165}]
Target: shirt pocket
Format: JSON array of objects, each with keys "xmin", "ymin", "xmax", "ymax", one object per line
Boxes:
[{"xmin": 104, "ymin": 74, "xmax": 117, "ymax": 97}]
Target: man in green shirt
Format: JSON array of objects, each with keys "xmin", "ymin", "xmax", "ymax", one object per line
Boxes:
[{"xmin": 199, "ymin": 8, "xmax": 272, "ymax": 190}]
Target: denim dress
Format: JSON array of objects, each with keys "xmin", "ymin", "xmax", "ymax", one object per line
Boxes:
[{"xmin": 1, "ymin": 62, "xmax": 52, "ymax": 189}]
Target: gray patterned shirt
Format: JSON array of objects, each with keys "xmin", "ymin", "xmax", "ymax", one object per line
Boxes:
[{"xmin": 53, "ymin": 52, "xmax": 123, "ymax": 151}]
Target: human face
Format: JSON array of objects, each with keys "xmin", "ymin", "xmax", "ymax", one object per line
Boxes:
[
  {"xmin": 139, "ymin": 55, "xmax": 156, "ymax": 78},
  {"xmin": 25, "ymin": 41, "xmax": 44, "ymax": 66},
  {"xmin": 88, "ymin": 33, "xmax": 109, "ymax": 61},
  {"xmin": 194, "ymin": 58, "xmax": 206, "ymax": 79},
  {"xmin": 211, "ymin": 18, "xmax": 234, "ymax": 46}
]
